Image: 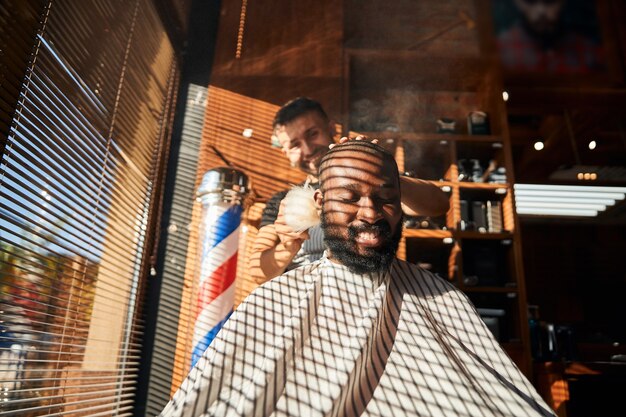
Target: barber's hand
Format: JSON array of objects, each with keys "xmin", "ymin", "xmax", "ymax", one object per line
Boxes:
[
  {"xmin": 329, "ymin": 134, "xmax": 379, "ymax": 149},
  {"xmin": 274, "ymin": 200, "xmax": 310, "ymax": 252}
]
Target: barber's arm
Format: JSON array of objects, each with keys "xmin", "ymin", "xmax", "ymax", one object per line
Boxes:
[
  {"xmin": 248, "ymin": 200, "xmax": 309, "ymax": 284},
  {"xmin": 399, "ymin": 175, "xmax": 449, "ymax": 216}
]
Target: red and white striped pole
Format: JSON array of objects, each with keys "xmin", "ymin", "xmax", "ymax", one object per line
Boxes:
[{"xmin": 191, "ymin": 167, "xmax": 249, "ymax": 367}]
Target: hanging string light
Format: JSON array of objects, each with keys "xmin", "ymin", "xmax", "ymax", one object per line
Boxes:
[{"xmin": 235, "ymin": 0, "xmax": 248, "ymax": 59}]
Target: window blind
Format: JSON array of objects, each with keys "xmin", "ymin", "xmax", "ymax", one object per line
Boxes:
[{"xmin": 0, "ymin": 0, "xmax": 178, "ymax": 415}]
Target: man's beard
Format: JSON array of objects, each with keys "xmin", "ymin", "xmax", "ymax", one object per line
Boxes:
[{"xmin": 320, "ymin": 209, "xmax": 402, "ymax": 275}]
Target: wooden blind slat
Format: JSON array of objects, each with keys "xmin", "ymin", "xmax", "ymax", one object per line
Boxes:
[{"xmin": 0, "ymin": 0, "xmax": 178, "ymax": 414}]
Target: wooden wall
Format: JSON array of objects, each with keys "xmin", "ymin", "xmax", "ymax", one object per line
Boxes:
[{"xmin": 209, "ymin": 0, "xmax": 344, "ymax": 118}]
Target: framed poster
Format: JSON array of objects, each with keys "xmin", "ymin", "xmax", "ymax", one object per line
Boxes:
[{"xmin": 492, "ymin": 0, "xmax": 606, "ymax": 74}]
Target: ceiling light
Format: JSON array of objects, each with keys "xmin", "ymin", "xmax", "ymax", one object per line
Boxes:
[
  {"xmin": 515, "ymin": 183, "xmax": 626, "ymax": 193},
  {"xmin": 516, "ymin": 196, "xmax": 616, "ymax": 206},
  {"xmin": 575, "ymin": 171, "xmax": 597, "ymax": 181},
  {"xmin": 588, "ymin": 140, "xmax": 597, "ymax": 150},
  {"xmin": 242, "ymin": 128, "xmax": 253, "ymax": 138},
  {"xmin": 514, "ymin": 184, "xmax": 626, "ymax": 218},
  {"xmin": 516, "ymin": 207, "xmax": 598, "ymax": 217},
  {"xmin": 533, "ymin": 141, "xmax": 544, "ymax": 151},
  {"xmin": 551, "ymin": 165, "xmax": 626, "ymax": 183},
  {"xmin": 515, "ymin": 189, "xmax": 624, "ymax": 199},
  {"xmin": 516, "ymin": 202, "xmax": 607, "ymax": 211},
  {"xmin": 502, "ymin": 91, "xmax": 509, "ymax": 101}
]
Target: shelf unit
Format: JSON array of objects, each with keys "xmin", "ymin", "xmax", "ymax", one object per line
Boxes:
[{"xmin": 341, "ymin": 46, "xmax": 531, "ymax": 375}]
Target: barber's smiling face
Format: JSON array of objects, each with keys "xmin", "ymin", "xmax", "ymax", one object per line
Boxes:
[
  {"xmin": 275, "ymin": 111, "xmax": 334, "ymax": 176},
  {"xmin": 315, "ymin": 147, "xmax": 403, "ymax": 273}
]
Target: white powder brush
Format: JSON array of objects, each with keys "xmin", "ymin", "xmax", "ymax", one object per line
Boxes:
[{"xmin": 282, "ymin": 184, "xmax": 320, "ymax": 233}]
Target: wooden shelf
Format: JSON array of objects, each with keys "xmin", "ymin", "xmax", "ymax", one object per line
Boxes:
[
  {"xmin": 404, "ymin": 230, "xmax": 515, "ymax": 242},
  {"xmin": 458, "ymin": 182, "xmax": 509, "ymax": 190},
  {"xmin": 403, "ymin": 229, "xmax": 453, "ymax": 239},
  {"xmin": 429, "ymin": 180, "xmax": 454, "ymax": 189},
  {"xmin": 454, "ymin": 230, "xmax": 513, "ymax": 240}
]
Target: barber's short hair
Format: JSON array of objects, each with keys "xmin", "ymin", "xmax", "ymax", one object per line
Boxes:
[{"xmin": 273, "ymin": 97, "xmax": 329, "ymax": 130}]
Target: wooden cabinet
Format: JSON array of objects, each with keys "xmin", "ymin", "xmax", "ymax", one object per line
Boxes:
[{"xmin": 341, "ymin": 10, "xmax": 531, "ymax": 374}]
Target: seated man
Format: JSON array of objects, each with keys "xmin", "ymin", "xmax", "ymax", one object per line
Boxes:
[
  {"xmin": 161, "ymin": 141, "xmax": 554, "ymax": 417},
  {"xmin": 249, "ymin": 97, "xmax": 449, "ymax": 284}
]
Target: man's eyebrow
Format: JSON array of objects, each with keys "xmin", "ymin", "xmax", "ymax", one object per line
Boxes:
[
  {"xmin": 287, "ymin": 127, "xmax": 317, "ymax": 147},
  {"xmin": 335, "ymin": 182, "xmax": 396, "ymax": 191},
  {"xmin": 338, "ymin": 183, "xmax": 361, "ymax": 191}
]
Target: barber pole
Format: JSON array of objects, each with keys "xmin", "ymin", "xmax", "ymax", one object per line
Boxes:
[{"xmin": 191, "ymin": 167, "xmax": 249, "ymax": 367}]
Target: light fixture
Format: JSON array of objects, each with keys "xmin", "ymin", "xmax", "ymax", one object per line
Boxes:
[
  {"xmin": 588, "ymin": 140, "xmax": 597, "ymax": 150},
  {"xmin": 242, "ymin": 128, "xmax": 253, "ymax": 138},
  {"xmin": 550, "ymin": 165, "xmax": 626, "ymax": 182},
  {"xmin": 516, "ymin": 207, "xmax": 599, "ymax": 217},
  {"xmin": 516, "ymin": 196, "xmax": 615, "ymax": 206},
  {"xmin": 515, "ymin": 189, "xmax": 624, "ymax": 199},
  {"xmin": 514, "ymin": 184, "xmax": 626, "ymax": 217},
  {"xmin": 502, "ymin": 91, "xmax": 509, "ymax": 102},
  {"xmin": 515, "ymin": 184, "xmax": 626, "ymax": 193},
  {"xmin": 533, "ymin": 141, "xmax": 544, "ymax": 151},
  {"xmin": 516, "ymin": 202, "xmax": 607, "ymax": 211}
]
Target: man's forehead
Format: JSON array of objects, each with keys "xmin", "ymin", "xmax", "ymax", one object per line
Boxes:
[
  {"xmin": 321, "ymin": 153, "xmax": 398, "ymax": 189},
  {"xmin": 286, "ymin": 112, "xmax": 326, "ymax": 129},
  {"xmin": 324, "ymin": 149, "xmax": 391, "ymax": 169},
  {"xmin": 324, "ymin": 166, "xmax": 397, "ymax": 186}
]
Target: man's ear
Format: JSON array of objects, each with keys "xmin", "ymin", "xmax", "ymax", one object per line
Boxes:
[{"xmin": 314, "ymin": 189, "xmax": 323, "ymax": 209}]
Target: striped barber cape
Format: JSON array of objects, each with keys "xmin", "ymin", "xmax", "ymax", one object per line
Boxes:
[{"xmin": 161, "ymin": 256, "xmax": 554, "ymax": 417}]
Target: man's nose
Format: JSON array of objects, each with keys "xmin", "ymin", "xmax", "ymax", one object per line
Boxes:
[
  {"xmin": 357, "ymin": 197, "xmax": 383, "ymax": 223},
  {"xmin": 299, "ymin": 140, "xmax": 313, "ymax": 159}
]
